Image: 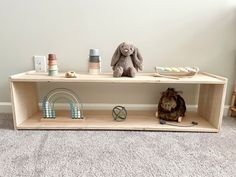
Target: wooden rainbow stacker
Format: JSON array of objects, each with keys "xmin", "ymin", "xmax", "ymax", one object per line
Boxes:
[{"xmin": 9, "ymin": 70, "xmax": 227, "ymax": 132}]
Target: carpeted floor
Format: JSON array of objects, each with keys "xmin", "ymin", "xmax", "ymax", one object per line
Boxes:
[{"xmin": 0, "ymin": 114, "xmax": 236, "ymax": 177}]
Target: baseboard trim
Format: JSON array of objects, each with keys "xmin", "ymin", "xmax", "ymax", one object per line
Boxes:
[
  {"xmin": 0, "ymin": 102, "xmax": 230, "ymax": 116},
  {"xmin": 0, "ymin": 102, "xmax": 12, "ymax": 113}
]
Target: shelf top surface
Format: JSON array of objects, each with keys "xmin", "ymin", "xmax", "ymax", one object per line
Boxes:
[{"xmin": 10, "ymin": 70, "xmax": 227, "ymax": 84}]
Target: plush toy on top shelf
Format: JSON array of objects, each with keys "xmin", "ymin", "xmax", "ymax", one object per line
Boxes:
[
  {"xmin": 111, "ymin": 42, "xmax": 143, "ymax": 77},
  {"xmin": 156, "ymin": 88, "xmax": 186, "ymax": 123}
]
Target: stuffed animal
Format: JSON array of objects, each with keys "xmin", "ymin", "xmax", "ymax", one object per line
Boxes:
[
  {"xmin": 111, "ymin": 42, "xmax": 143, "ymax": 77},
  {"xmin": 156, "ymin": 88, "xmax": 186, "ymax": 122}
]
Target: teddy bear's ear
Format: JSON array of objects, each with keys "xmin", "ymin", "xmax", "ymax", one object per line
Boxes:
[{"xmin": 111, "ymin": 44, "xmax": 122, "ymax": 66}]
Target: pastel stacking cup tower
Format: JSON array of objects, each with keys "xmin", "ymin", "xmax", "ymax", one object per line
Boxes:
[
  {"xmin": 48, "ymin": 54, "xmax": 58, "ymax": 76},
  {"xmin": 88, "ymin": 49, "xmax": 101, "ymax": 75}
]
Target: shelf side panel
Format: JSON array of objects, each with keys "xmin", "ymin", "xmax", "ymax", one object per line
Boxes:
[
  {"xmin": 11, "ymin": 82, "xmax": 39, "ymax": 128},
  {"xmin": 198, "ymin": 83, "xmax": 227, "ymax": 130}
]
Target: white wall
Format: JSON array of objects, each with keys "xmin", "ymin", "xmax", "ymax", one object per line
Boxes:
[{"xmin": 0, "ymin": 0, "xmax": 236, "ymax": 104}]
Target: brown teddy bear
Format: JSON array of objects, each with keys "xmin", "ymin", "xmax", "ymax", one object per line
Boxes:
[
  {"xmin": 111, "ymin": 42, "xmax": 143, "ymax": 77},
  {"xmin": 156, "ymin": 88, "xmax": 186, "ymax": 123}
]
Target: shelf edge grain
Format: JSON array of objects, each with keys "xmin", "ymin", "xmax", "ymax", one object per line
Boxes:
[{"xmin": 9, "ymin": 71, "xmax": 226, "ymax": 84}]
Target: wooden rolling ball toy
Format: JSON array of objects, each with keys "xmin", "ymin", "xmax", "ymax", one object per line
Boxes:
[{"xmin": 112, "ymin": 106, "xmax": 127, "ymax": 121}]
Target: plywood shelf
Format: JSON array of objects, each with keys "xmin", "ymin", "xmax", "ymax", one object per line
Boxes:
[
  {"xmin": 17, "ymin": 111, "xmax": 218, "ymax": 132},
  {"xmin": 10, "ymin": 70, "xmax": 227, "ymax": 132}
]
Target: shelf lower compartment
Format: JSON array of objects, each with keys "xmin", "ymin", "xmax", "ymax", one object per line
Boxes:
[{"xmin": 17, "ymin": 110, "xmax": 218, "ymax": 132}]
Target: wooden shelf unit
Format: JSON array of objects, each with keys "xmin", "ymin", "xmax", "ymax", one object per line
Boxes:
[{"xmin": 10, "ymin": 70, "xmax": 227, "ymax": 132}]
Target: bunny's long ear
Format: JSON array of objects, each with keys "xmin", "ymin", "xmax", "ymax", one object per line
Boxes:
[
  {"xmin": 132, "ymin": 47, "xmax": 143, "ymax": 71},
  {"xmin": 111, "ymin": 44, "xmax": 121, "ymax": 67}
]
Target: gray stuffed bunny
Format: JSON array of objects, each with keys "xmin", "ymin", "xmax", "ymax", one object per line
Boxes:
[{"xmin": 111, "ymin": 42, "xmax": 143, "ymax": 77}]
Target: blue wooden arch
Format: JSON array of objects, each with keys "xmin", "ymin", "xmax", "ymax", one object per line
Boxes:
[{"xmin": 42, "ymin": 88, "xmax": 84, "ymax": 119}]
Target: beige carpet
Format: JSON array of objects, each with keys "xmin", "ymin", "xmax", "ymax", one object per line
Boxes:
[{"xmin": 0, "ymin": 114, "xmax": 236, "ymax": 177}]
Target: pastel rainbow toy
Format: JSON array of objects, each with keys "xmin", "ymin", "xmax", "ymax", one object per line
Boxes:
[{"xmin": 42, "ymin": 88, "xmax": 84, "ymax": 119}]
